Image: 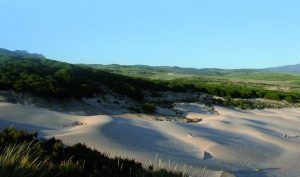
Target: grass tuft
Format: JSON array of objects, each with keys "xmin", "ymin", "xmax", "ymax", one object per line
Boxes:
[{"xmin": 0, "ymin": 142, "xmax": 51, "ymax": 177}]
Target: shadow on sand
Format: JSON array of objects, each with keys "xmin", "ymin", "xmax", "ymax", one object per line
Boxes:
[{"xmin": 234, "ymin": 167, "xmax": 280, "ymax": 177}]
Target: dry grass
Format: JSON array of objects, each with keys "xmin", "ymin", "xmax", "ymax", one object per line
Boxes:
[
  {"xmin": 0, "ymin": 142, "xmax": 52, "ymax": 177},
  {"xmin": 148, "ymin": 154, "xmax": 211, "ymax": 177}
]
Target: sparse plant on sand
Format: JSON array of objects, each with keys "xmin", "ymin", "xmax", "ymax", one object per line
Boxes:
[{"xmin": 148, "ymin": 154, "xmax": 211, "ymax": 177}]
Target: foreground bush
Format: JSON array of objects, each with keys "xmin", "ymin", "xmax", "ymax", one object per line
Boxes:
[{"xmin": 0, "ymin": 127, "xmax": 185, "ymax": 177}]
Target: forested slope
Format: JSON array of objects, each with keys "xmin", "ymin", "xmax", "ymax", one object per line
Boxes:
[{"xmin": 0, "ymin": 48, "xmax": 299, "ymax": 104}]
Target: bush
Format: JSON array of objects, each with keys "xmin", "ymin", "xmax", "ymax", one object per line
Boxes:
[
  {"xmin": 0, "ymin": 127, "xmax": 38, "ymax": 147},
  {"xmin": 264, "ymin": 92, "xmax": 280, "ymax": 100},
  {"xmin": 285, "ymin": 95, "xmax": 297, "ymax": 103},
  {"xmin": 141, "ymin": 103, "xmax": 156, "ymax": 114}
]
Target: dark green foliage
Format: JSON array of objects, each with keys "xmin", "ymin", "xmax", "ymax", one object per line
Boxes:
[
  {"xmin": 264, "ymin": 92, "xmax": 281, "ymax": 100},
  {"xmin": 213, "ymin": 98, "xmax": 263, "ymax": 110},
  {"xmin": 0, "ymin": 127, "xmax": 38, "ymax": 146},
  {"xmin": 0, "ymin": 51, "xmax": 145, "ymax": 100},
  {"xmin": 0, "ymin": 127, "xmax": 185, "ymax": 177},
  {"xmin": 285, "ymin": 95, "xmax": 297, "ymax": 103},
  {"xmin": 141, "ymin": 103, "xmax": 156, "ymax": 114}
]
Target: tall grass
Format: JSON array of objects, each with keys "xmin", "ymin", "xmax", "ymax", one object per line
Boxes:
[
  {"xmin": 0, "ymin": 142, "xmax": 52, "ymax": 177},
  {"xmin": 148, "ymin": 154, "xmax": 210, "ymax": 177}
]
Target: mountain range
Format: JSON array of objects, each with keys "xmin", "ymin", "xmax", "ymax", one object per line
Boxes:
[{"xmin": 265, "ymin": 64, "xmax": 300, "ymax": 73}]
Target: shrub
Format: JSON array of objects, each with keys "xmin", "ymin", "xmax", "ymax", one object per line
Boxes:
[
  {"xmin": 0, "ymin": 127, "xmax": 38, "ymax": 147},
  {"xmin": 141, "ymin": 103, "xmax": 156, "ymax": 114},
  {"xmin": 285, "ymin": 95, "xmax": 296, "ymax": 103},
  {"xmin": 264, "ymin": 92, "xmax": 280, "ymax": 101},
  {"xmin": 58, "ymin": 160, "xmax": 82, "ymax": 177}
]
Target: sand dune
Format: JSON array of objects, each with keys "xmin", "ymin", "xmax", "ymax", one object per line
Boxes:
[{"xmin": 0, "ymin": 102, "xmax": 299, "ymax": 177}]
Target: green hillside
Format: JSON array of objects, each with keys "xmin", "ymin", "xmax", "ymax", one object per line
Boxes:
[
  {"xmin": 1, "ymin": 48, "xmax": 300, "ymax": 105},
  {"xmin": 0, "ymin": 50, "xmax": 147, "ymax": 100},
  {"xmin": 86, "ymin": 64, "xmax": 300, "ymax": 92}
]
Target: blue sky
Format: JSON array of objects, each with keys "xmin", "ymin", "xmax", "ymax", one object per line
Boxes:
[{"xmin": 0, "ymin": 0, "xmax": 300, "ymax": 69}]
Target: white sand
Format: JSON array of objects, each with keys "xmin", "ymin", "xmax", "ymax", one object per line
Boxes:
[{"xmin": 0, "ymin": 102, "xmax": 299, "ymax": 177}]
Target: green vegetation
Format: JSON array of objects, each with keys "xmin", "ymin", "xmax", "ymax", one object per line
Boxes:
[
  {"xmin": 86, "ymin": 65, "xmax": 300, "ymax": 104},
  {"xmin": 213, "ymin": 98, "xmax": 271, "ymax": 110},
  {"xmin": 0, "ymin": 48, "xmax": 300, "ymax": 107},
  {"xmin": 0, "ymin": 51, "xmax": 145, "ymax": 100},
  {"xmin": 87, "ymin": 64, "xmax": 300, "ymax": 91},
  {"xmin": 141, "ymin": 103, "xmax": 157, "ymax": 114},
  {"xmin": 264, "ymin": 92, "xmax": 281, "ymax": 100},
  {"xmin": 285, "ymin": 95, "xmax": 297, "ymax": 103},
  {"xmin": 0, "ymin": 127, "xmax": 185, "ymax": 177},
  {"xmin": 0, "ymin": 143, "xmax": 51, "ymax": 177}
]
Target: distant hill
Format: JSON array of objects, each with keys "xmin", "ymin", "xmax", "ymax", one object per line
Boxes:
[
  {"xmin": 0, "ymin": 48, "xmax": 45, "ymax": 59},
  {"xmin": 86, "ymin": 64, "xmax": 259, "ymax": 78},
  {"xmin": 264, "ymin": 64, "xmax": 300, "ymax": 73},
  {"xmin": 86, "ymin": 63, "xmax": 300, "ymax": 81}
]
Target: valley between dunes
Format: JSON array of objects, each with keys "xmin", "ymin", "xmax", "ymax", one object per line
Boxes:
[{"xmin": 0, "ymin": 102, "xmax": 299, "ymax": 177}]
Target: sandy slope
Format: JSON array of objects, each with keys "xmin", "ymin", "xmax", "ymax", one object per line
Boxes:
[{"xmin": 0, "ymin": 103, "xmax": 299, "ymax": 177}]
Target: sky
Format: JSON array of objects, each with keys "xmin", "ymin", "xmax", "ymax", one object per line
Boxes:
[{"xmin": 0, "ymin": 0, "xmax": 300, "ymax": 69}]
